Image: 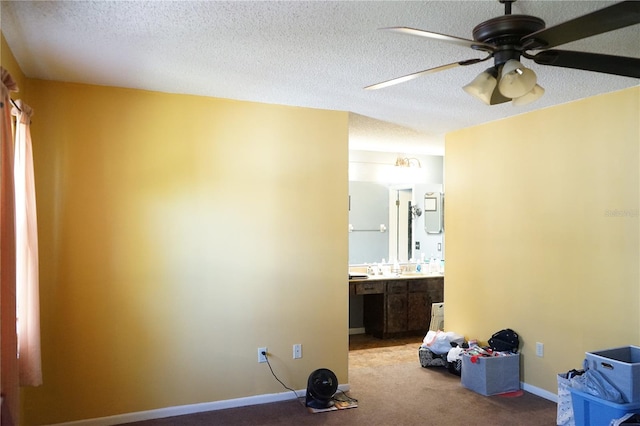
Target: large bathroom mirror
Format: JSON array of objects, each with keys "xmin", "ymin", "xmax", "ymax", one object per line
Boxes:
[
  {"xmin": 348, "ymin": 181, "xmax": 390, "ymax": 264},
  {"xmin": 348, "ymin": 151, "xmax": 445, "ymax": 265}
]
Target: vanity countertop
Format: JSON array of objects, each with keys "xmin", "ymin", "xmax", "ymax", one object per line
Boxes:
[{"xmin": 348, "ymin": 273, "xmax": 443, "ymax": 282}]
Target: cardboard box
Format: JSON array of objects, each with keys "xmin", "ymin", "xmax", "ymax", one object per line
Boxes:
[
  {"xmin": 586, "ymin": 346, "xmax": 640, "ymax": 403},
  {"xmin": 570, "ymin": 387, "xmax": 640, "ymax": 426},
  {"xmin": 461, "ymin": 353, "xmax": 520, "ymax": 396}
]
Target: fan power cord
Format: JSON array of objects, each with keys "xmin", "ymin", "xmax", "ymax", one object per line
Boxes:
[
  {"xmin": 333, "ymin": 389, "xmax": 358, "ymax": 404},
  {"xmin": 262, "ymin": 350, "xmax": 305, "ymax": 406},
  {"xmin": 262, "ymin": 351, "xmax": 358, "ymax": 407}
]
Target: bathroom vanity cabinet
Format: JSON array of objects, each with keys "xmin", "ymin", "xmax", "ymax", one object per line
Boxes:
[{"xmin": 349, "ymin": 276, "xmax": 444, "ymax": 339}]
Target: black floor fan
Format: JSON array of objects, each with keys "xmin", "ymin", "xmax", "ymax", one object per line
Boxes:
[{"xmin": 305, "ymin": 368, "xmax": 338, "ymax": 409}]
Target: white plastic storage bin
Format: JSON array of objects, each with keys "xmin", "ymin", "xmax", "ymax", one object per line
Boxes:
[{"xmin": 586, "ymin": 346, "xmax": 640, "ymax": 403}]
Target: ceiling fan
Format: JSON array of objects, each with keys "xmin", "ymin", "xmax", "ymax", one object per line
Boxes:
[{"xmin": 365, "ymin": 0, "xmax": 640, "ymax": 106}]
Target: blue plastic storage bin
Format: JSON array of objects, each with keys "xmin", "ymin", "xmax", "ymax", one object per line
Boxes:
[{"xmin": 570, "ymin": 387, "xmax": 640, "ymax": 426}]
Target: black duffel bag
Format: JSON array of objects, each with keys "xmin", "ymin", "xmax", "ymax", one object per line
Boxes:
[{"xmin": 488, "ymin": 328, "xmax": 519, "ymax": 353}]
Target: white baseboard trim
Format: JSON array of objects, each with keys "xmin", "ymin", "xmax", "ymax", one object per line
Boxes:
[
  {"xmin": 49, "ymin": 380, "xmax": 552, "ymax": 425},
  {"xmin": 49, "ymin": 384, "xmax": 351, "ymax": 426},
  {"xmin": 521, "ymin": 381, "xmax": 558, "ymax": 403},
  {"xmin": 349, "ymin": 327, "xmax": 366, "ymax": 335}
]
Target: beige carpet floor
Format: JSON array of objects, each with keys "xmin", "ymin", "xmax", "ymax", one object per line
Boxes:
[
  {"xmin": 122, "ymin": 335, "xmax": 558, "ymax": 425},
  {"xmin": 349, "ymin": 334, "xmax": 422, "ymax": 368}
]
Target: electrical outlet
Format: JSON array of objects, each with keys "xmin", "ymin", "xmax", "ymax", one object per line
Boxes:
[
  {"xmin": 293, "ymin": 344, "xmax": 302, "ymax": 359},
  {"xmin": 258, "ymin": 347, "xmax": 268, "ymax": 363},
  {"xmin": 415, "ymin": 241, "xmax": 420, "ymax": 250},
  {"xmin": 536, "ymin": 342, "xmax": 544, "ymax": 357}
]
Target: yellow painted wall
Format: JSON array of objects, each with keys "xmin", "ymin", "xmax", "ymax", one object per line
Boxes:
[
  {"xmin": 19, "ymin": 79, "xmax": 348, "ymax": 424},
  {"xmin": 445, "ymin": 87, "xmax": 640, "ymax": 395}
]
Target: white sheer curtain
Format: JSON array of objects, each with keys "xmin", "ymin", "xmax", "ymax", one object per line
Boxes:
[
  {"xmin": 1, "ymin": 66, "xmax": 19, "ymax": 426},
  {"xmin": 13, "ymin": 99, "xmax": 42, "ymax": 386}
]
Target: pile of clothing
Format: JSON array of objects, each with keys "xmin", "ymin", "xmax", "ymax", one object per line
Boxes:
[
  {"xmin": 418, "ymin": 330, "xmax": 465, "ymax": 374},
  {"xmin": 418, "ymin": 328, "xmax": 520, "ymax": 376}
]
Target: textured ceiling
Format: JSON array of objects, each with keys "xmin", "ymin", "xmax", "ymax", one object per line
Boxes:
[{"xmin": 2, "ymin": 1, "xmax": 639, "ymax": 155}]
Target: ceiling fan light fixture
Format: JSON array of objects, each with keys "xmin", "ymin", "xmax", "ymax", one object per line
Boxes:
[
  {"xmin": 498, "ymin": 59, "xmax": 537, "ymax": 98},
  {"xmin": 463, "ymin": 67, "xmax": 498, "ymax": 105},
  {"xmin": 512, "ymin": 84, "xmax": 545, "ymax": 106}
]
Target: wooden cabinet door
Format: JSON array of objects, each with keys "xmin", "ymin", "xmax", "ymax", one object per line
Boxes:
[
  {"xmin": 407, "ymin": 291, "xmax": 430, "ymax": 331},
  {"xmin": 385, "ymin": 281, "xmax": 408, "ymax": 333},
  {"xmin": 386, "ymin": 293, "xmax": 407, "ymax": 333},
  {"xmin": 427, "ymin": 277, "xmax": 444, "ymax": 303},
  {"xmin": 386, "ymin": 280, "xmax": 407, "ymax": 294}
]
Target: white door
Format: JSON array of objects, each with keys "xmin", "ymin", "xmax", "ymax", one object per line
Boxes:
[{"xmin": 389, "ymin": 188, "xmax": 412, "ymax": 263}]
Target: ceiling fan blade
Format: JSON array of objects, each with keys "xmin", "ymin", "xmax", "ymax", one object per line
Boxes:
[
  {"xmin": 381, "ymin": 27, "xmax": 496, "ymax": 53},
  {"xmin": 530, "ymin": 50, "xmax": 640, "ymax": 78},
  {"xmin": 522, "ymin": 1, "xmax": 640, "ymax": 50},
  {"xmin": 364, "ymin": 57, "xmax": 489, "ymax": 91}
]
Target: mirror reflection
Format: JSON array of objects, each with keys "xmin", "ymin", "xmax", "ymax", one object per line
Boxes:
[{"xmin": 348, "ymin": 151, "xmax": 444, "ymax": 266}]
